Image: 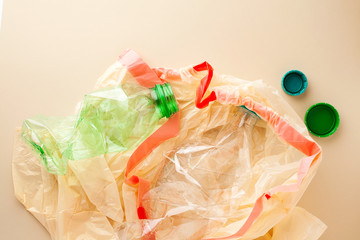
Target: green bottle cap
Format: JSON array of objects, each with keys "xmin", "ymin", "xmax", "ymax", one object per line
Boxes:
[
  {"xmin": 282, "ymin": 70, "xmax": 308, "ymax": 96},
  {"xmin": 305, "ymin": 103, "xmax": 340, "ymax": 137},
  {"xmin": 152, "ymin": 83, "xmax": 179, "ymax": 118}
]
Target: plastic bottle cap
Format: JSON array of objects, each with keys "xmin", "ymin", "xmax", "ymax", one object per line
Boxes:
[
  {"xmin": 305, "ymin": 103, "xmax": 339, "ymax": 137},
  {"xmin": 152, "ymin": 83, "xmax": 179, "ymax": 118},
  {"xmin": 282, "ymin": 70, "xmax": 308, "ymax": 96}
]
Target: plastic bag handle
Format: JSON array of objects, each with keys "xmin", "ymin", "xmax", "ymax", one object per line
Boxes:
[
  {"xmin": 119, "ymin": 50, "xmax": 180, "ymax": 225},
  {"xmin": 193, "ymin": 61, "xmax": 217, "ymax": 109},
  {"xmin": 151, "ymin": 61, "xmax": 216, "ymax": 109}
]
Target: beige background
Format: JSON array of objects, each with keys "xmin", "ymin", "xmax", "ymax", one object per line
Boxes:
[{"xmin": 1, "ymin": 0, "xmax": 360, "ymax": 239}]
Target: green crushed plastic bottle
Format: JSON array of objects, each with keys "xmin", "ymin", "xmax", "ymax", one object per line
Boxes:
[{"xmin": 22, "ymin": 82, "xmax": 178, "ymax": 175}]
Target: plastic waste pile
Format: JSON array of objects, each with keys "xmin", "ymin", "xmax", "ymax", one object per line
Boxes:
[{"xmin": 12, "ymin": 50, "xmax": 326, "ymax": 240}]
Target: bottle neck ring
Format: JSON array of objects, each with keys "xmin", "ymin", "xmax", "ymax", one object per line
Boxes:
[{"xmin": 152, "ymin": 83, "xmax": 179, "ymax": 118}]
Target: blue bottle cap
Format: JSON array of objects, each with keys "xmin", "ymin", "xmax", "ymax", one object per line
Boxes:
[{"xmin": 282, "ymin": 70, "xmax": 308, "ymax": 96}]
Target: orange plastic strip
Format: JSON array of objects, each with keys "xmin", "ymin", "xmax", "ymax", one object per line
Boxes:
[
  {"xmin": 119, "ymin": 50, "xmax": 180, "ymax": 223},
  {"xmin": 125, "ymin": 112, "xmax": 180, "ymax": 177}
]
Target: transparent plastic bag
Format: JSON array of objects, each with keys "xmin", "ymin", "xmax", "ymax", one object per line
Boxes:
[{"xmin": 13, "ymin": 50, "xmax": 325, "ymax": 240}]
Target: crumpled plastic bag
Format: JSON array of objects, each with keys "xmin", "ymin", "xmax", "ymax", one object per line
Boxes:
[
  {"xmin": 255, "ymin": 207, "xmax": 327, "ymax": 240},
  {"xmin": 12, "ymin": 50, "xmax": 326, "ymax": 240}
]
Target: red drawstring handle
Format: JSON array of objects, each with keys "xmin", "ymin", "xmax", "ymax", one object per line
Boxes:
[
  {"xmin": 193, "ymin": 62, "xmax": 217, "ymax": 109},
  {"xmin": 152, "ymin": 61, "xmax": 216, "ymax": 109}
]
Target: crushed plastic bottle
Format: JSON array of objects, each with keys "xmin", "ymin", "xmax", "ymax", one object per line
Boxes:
[{"xmin": 22, "ymin": 82, "xmax": 178, "ymax": 175}]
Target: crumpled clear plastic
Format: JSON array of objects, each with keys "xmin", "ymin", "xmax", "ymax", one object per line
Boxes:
[{"xmin": 12, "ymin": 50, "xmax": 326, "ymax": 240}]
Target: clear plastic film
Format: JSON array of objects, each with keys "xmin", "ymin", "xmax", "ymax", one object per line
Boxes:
[
  {"xmin": 145, "ymin": 107, "xmax": 260, "ymax": 218},
  {"xmin": 12, "ymin": 50, "xmax": 325, "ymax": 240}
]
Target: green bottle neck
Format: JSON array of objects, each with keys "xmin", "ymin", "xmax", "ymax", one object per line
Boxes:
[{"xmin": 151, "ymin": 83, "xmax": 179, "ymax": 118}]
